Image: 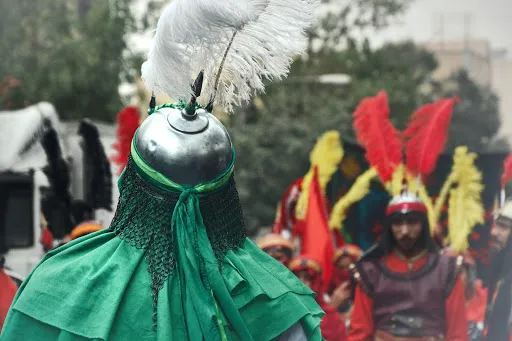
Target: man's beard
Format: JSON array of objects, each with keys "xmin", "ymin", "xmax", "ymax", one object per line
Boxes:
[
  {"xmin": 396, "ymin": 234, "xmax": 425, "ymax": 255},
  {"xmin": 489, "ymin": 237, "xmax": 511, "ymax": 292}
]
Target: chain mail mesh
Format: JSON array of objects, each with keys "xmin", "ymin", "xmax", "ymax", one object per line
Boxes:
[{"xmin": 109, "ymin": 157, "xmax": 246, "ymax": 329}]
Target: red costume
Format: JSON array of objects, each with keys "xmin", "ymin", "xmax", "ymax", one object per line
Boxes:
[
  {"xmin": 0, "ymin": 268, "xmax": 18, "ymax": 331},
  {"xmin": 290, "ymin": 256, "xmax": 347, "ymax": 341},
  {"xmin": 467, "ymin": 279, "xmax": 486, "ymax": 324},
  {"xmin": 331, "ymin": 244, "xmax": 362, "ymax": 293}
]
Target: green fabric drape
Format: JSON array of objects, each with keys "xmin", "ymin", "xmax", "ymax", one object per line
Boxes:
[
  {"xmin": 1, "ymin": 232, "xmax": 323, "ymax": 340},
  {"xmin": 1, "ymin": 110, "xmax": 324, "ymax": 340}
]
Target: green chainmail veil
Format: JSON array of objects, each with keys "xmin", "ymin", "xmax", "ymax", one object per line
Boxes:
[{"xmin": 1, "ymin": 103, "xmax": 324, "ymax": 341}]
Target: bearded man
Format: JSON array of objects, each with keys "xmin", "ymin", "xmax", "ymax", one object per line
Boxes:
[
  {"xmin": 486, "ymin": 200, "xmax": 512, "ymax": 341},
  {"xmin": 348, "ymin": 192, "xmax": 468, "ymax": 341}
]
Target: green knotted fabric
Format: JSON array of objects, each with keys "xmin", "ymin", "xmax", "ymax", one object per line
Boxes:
[{"xmin": 1, "ymin": 117, "xmax": 324, "ymax": 341}]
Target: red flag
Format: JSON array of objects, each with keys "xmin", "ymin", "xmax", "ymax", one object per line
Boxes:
[
  {"xmin": 300, "ymin": 166, "xmax": 335, "ymax": 291},
  {"xmin": 111, "ymin": 106, "xmax": 141, "ymax": 175}
]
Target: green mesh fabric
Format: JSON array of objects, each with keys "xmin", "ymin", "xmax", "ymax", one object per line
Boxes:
[{"xmin": 111, "ymin": 157, "xmax": 246, "ymax": 329}]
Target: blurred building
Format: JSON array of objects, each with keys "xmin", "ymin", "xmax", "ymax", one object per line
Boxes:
[{"xmin": 421, "ymin": 39, "xmax": 512, "ymax": 143}]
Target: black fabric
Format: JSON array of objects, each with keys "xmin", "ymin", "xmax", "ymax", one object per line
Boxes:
[
  {"xmin": 41, "ymin": 125, "xmax": 74, "ymax": 237},
  {"xmin": 486, "ymin": 236, "xmax": 512, "ymax": 341},
  {"xmin": 79, "ymin": 119, "xmax": 113, "ymax": 212},
  {"xmin": 486, "ymin": 270, "xmax": 512, "ymax": 341},
  {"xmin": 71, "ymin": 200, "xmax": 94, "ymax": 225}
]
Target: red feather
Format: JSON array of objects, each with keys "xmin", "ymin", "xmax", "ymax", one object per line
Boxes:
[
  {"xmin": 403, "ymin": 98, "xmax": 458, "ymax": 179},
  {"xmin": 111, "ymin": 106, "xmax": 140, "ymax": 175},
  {"xmin": 501, "ymin": 153, "xmax": 512, "ymax": 189},
  {"xmin": 353, "ymin": 91, "xmax": 403, "ymax": 183}
]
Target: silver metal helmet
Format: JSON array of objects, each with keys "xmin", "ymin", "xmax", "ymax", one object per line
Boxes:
[
  {"xmin": 134, "ymin": 72, "xmax": 234, "ymax": 186},
  {"xmin": 496, "ymin": 198, "xmax": 512, "ymax": 227},
  {"xmin": 386, "ymin": 192, "xmax": 428, "ymax": 216}
]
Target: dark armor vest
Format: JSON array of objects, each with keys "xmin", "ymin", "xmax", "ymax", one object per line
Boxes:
[{"xmin": 352, "ymin": 252, "xmax": 463, "ymax": 338}]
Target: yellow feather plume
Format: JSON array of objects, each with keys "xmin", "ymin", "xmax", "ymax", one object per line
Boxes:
[
  {"xmin": 432, "ymin": 172, "xmax": 456, "ymax": 228},
  {"xmin": 329, "ymin": 168, "xmax": 378, "ymax": 230},
  {"xmin": 387, "ymin": 164, "xmax": 406, "ymax": 196},
  {"xmin": 413, "ymin": 180, "xmax": 436, "ymax": 232},
  {"xmin": 447, "ymin": 146, "xmax": 485, "ymax": 252},
  {"xmin": 295, "ymin": 131, "xmax": 344, "ymax": 220}
]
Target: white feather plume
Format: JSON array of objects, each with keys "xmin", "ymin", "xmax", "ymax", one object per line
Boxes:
[{"xmin": 141, "ymin": 0, "xmax": 319, "ymax": 112}]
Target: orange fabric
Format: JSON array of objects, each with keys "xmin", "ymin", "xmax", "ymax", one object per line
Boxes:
[
  {"xmin": 348, "ymin": 253, "xmax": 468, "ymax": 341},
  {"xmin": 466, "ymin": 280, "xmax": 487, "ymax": 323},
  {"xmin": 300, "ymin": 166, "xmax": 335, "ymax": 291},
  {"xmin": 0, "ymin": 269, "xmax": 18, "ymax": 331},
  {"xmin": 70, "ymin": 222, "xmax": 103, "ymax": 240}
]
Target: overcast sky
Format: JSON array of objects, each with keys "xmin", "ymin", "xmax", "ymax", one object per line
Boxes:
[{"xmin": 371, "ymin": 0, "xmax": 511, "ymax": 58}]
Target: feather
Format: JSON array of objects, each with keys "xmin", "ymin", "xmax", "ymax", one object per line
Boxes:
[
  {"xmin": 111, "ymin": 106, "xmax": 140, "ymax": 175},
  {"xmin": 353, "ymin": 91, "xmax": 403, "ymax": 183},
  {"xmin": 141, "ymin": 0, "xmax": 319, "ymax": 112},
  {"xmin": 408, "ymin": 175, "xmax": 436, "ymax": 231},
  {"xmin": 387, "ymin": 164, "xmax": 406, "ymax": 196},
  {"xmin": 295, "ymin": 131, "xmax": 343, "ymax": 221},
  {"xmin": 447, "ymin": 146, "xmax": 484, "ymax": 252},
  {"xmin": 403, "ymin": 98, "xmax": 459, "ymax": 179},
  {"xmin": 501, "ymin": 153, "xmax": 512, "ymax": 189},
  {"xmin": 329, "ymin": 168, "xmax": 378, "ymax": 230},
  {"xmin": 432, "ymin": 171, "xmax": 457, "ymax": 226}
]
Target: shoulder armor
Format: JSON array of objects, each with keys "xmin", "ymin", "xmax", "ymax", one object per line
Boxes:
[
  {"xmin": 444, "ymin": 255, "xmax": 464, "ymax": 297},
  {"xmin": 351, "ymin": 261, "xmax": 379, "ymax": 297}
]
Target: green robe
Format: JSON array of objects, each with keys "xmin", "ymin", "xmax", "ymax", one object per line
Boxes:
[
  {"xmin": 1, "ymin": 231, "xmax": 323, "ymax": 340},
  {"xmin": 1, "ymin": 132, "xmax": 324, "ymax": 340}
]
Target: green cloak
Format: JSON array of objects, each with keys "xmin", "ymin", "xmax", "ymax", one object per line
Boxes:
[{"xmin": 1, "ymin": 124, "xmax": 324, "ymax": 341}]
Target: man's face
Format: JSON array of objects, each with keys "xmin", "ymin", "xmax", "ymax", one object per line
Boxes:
[
  {"xmin": 266, "ymin": 249, "xmax": 290, "ymax": 266},
  {"xmin": 490, "ymin": 221, "xmax": 511, "ymax": 252},
  {"xmin": 295, "ymin": 270, "xmax": 314, "ymax": 289},
  {"xmin": 391, "ymin": 214, "xmax": 423, "ymax": 253},
  {"xmin": 336, "ymin": 256, "xmax": 352, "ymax": 270}
]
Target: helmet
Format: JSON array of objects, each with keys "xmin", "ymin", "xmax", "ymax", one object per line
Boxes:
[
  {"xmin": 333, "ymin": 244, "xmax": 362, "ymax": 264},
  {"xmin": 135, "ymin": 106, "xmax": 233, "ymax": 186},
  {"xmin": 386, "ymin": 191, "xmax": 427, "ymax": 217},
  {"xmin": 134, "ymin": 73, "xmax": 233, "ymax": 186},
  {"xmin": 496, "ymin": 199, "xmax": 512, "ymax": 228},
  {"xmin": 257, "ymin": 234, "xmax": 294, "ymax": 254},
  {"xmin": 289, "ymin": 256, "xmax": 322, "ymax": 276}
]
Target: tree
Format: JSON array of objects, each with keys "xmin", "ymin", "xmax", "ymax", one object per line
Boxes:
[
  {"xmin": 227, "ymin": 0, "xmax": 418, "ymax": 234},
  {"xmin": 430, "ymin": 70, "xmax": 508, "ymax": 152},
  {"xmin": 0, "ymin": 0, "xmax": 160, "ymax": 121}
]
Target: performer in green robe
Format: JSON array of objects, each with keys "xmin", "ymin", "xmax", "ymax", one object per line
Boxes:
[{"xmin": 0, "ymin": 0, "xmax": 323, "ymax": 339}]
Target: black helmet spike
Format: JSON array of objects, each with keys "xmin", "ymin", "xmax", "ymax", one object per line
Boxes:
[
  {"xmin": 186, "ymin": 70, "xmax": 204, "ymax": 115},
  {"xmin": 149, "ymin": 91, "xmax": 156, "ymax": 112}
]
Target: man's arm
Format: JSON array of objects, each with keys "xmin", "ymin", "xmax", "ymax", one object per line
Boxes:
[
  {"xmin": 347, "ymin": 285, "xmax": 374, "ymax": 341},
  {"xmin": 445, "ymin": 277, "xmax": 469, "ymax": 341}
]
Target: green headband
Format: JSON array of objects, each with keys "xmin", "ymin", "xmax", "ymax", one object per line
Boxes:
[
  {"xmin": 116, "ymin": 125, "xmax": 249, "ymax": 340},
  {"xmin": 127, "ymin": 135, "xmax": 235, "ymax": 194}
]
